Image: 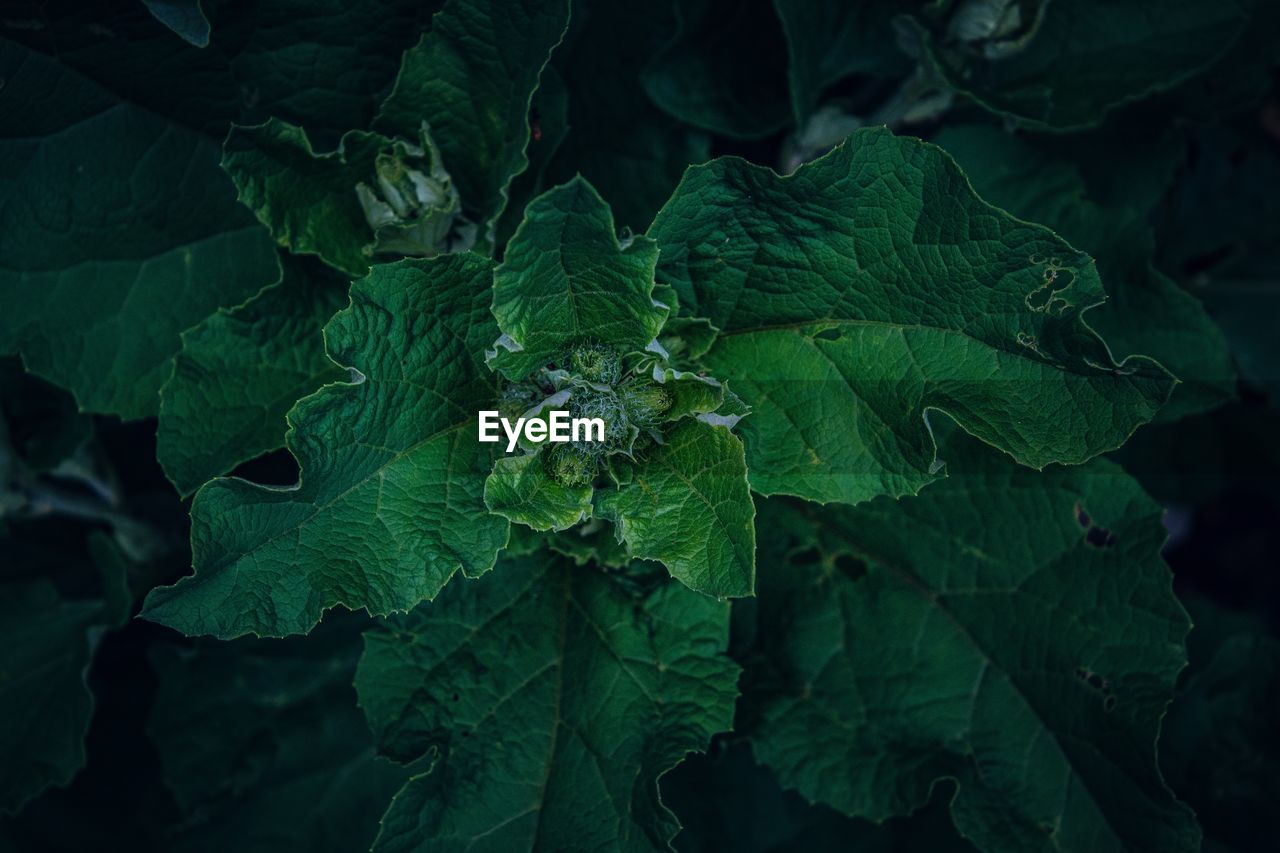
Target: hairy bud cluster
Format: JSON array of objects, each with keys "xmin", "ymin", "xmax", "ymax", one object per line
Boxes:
[
  {"xmin": 565, "ymin": 344, "xmax": 622, "ymax": 385},
  {"xmin": 498, "ymin": 344, "xmax": 681, "ymax": 488}
]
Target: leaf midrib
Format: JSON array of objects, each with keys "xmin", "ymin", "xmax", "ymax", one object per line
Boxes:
[{"xmin": 838, "ymin": 538, "xmax": 1150, "ymax": 850}]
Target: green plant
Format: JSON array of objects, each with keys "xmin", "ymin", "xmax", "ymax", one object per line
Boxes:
[{"xmin": 2, "ymin": 1, "xmax": 1278, "ymax": 851}]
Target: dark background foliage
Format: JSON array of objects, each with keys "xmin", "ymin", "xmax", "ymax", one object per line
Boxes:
[{"xmin": 2, "ymin": 0, "xmax": 1277, "ymax": 851}]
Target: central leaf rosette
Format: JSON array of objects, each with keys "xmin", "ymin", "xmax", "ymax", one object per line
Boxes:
[
  {"xmin": 495, "ymin": 343, "xmax": 721, "ymax": 484},
  {"xmin": 482, "ymin": 178, "xmax": 756, "ymax": 598}
]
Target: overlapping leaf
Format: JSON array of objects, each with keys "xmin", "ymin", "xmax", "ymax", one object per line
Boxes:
[
  {"xmin": 141, "ymin": 255, "xmax": 509, "ymax": 639},
  {"xmin": 148, "ymin": 615, "xmax": 406, "ymax": 852},
  {"xmin": 487, "ymin": 178, "xmax": 666, "ymax": 379},
  {"xmin": 650, "ymin": 127, "xmax": 1175, "ymax": 506},
  {"xmin": 376, "ymin": 0, "xmax": 571, "ymax": 246},
  {"xmin": 641, "ymin": 0, "xmax": 791, "ymax": 140},
  {"xmin": 484, "ymin": 454, "xmax": 593, "ymax": 532},
  {"xmin": 909, "ymin": 0, "xmax": 1249, "ymax": 130},
  {"xmin": 0, "ymin": 535, "xmax": 129, "ymax": 814},
  {"xmin": 546, "ymin": 0, "xmax": 710, "ymax": 232},
  {"xmin": 223, "ymin": 120, "xmax": 468, "ymax": 277},
  {"xmin": 936, "ymin": 124, "xmax": 1236, "ymax": 421},
  {"xmin": 1160, "ymin": 599, "xmax": 1280, "ymax": 853},
  {"xmin": 596, "ymin": 420, "xmax": 755, "ymax": 599},
  {"xmin": 142, "ymin": 0, "xmax": 211, "ymax": 48},
  {"xmin": 355, "ymin": 551, "xmax": 740, "ymax": 853},
  {"xmin": 742, "ymin": 433, "xmax": 1198, "ymax": 852},
  {"xmin": 665, "ymin": 745, "xmax": 976, "ymax": 853},
  {"xmin": 773, "ymin": 0, "xmax": 910, "ymax": 125},
  {"xmin": 15, "ymin": 1, "xmax": 442, "ymax": 146},
  {"xmin": 157, "ymin": 255, "xmax": 348, "ymax": 496},
  {"xmin": 0, "ymin": 39, "xmax": 279, "ymax": 419}
]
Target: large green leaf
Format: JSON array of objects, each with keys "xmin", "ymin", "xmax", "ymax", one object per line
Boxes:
[
  {"xmin": 640, "ymin": 0, "xmax": 791, "ymax": 140},
  {"xmin": 495, "ymin": 66, "xmax": 571, "ymax": 246},
  {"xmin": 1160, "ymin": 600, "xmax": 1280, "ymax": 853},
  {"xmin": 488, "ymin": 178, "xmax": 666, "ymax": 379},
  {"xmin": 355, "ymin": 551, "xmax": 740, "ymax": 852},
  {"xmin": 375, "ymin": 0, "xmax": 571, "ymax": 245},
  {"xmin": 1157, "ymin": 124, "xmax": 1280, "ymax": 276},
  {"xmin": 649, "ymin": 128, "xmax": 1175, "ymax": 506},
  {"xmin": 1159, "ymin": 0, "xmax": 1280, "ymax": 121},
  {"xmin": 596, "ymin": 420, "xmax": 755, "ymax": 599},
  {"xmin": 0, "ymin": 38, "xmax": 279, "ymax": 419},
  {"xmin": 773, "ymin": 0, "xmax": 911, "ymax": 124},
  {"xmin": 157, "ymin": 255, "xmax": 348, "ymax": 497},
  {"xmin": 142, "ymin": 0, "xmax": 211, "ymax": 48},
  {"xmin": 665, "ymin": 744, "xmax": 976, "ymax": 853},
  {"xmin": 742, "ymin": 433, "xmax": 1198, "ymax": 852},
  {"xmin": 221, "ymin": 120, "xmax": 389, "ymax": 277},
  {"xmin": 9, "ymin": 0, "xmax": 442, "ymax": 147},
  {"xmin": 0, "ymin": 360, "xmax": 92, "ymax": 475},
  {"xmin": 911, "ymin": 0, "xmax": 1249, "ymax": 130},
  {"xmin": 0, "ymin": 534, "xmax": 129, "ymax": 814},
  {"xmin": 936, "ymin": 124, "xmax": 1236, "ymax": 421},
  {"xmin": 546, "ymin": 0, "xmax": 711, "ymax": 232},
  {"xmin": 141, "ymin": 255, "xmax": 509, "ymax": 639},
  {"xmin": 148, "ymin": 615, "xmax": 407, "ymax": 852}
]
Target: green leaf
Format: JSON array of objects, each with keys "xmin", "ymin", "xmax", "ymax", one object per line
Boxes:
[
  {"xmin": 742, "ymin": 433, "xmax": 1198, "ymax": 853},
  {"xmin": 0, "ymin": 534, "xmax": 129, "ymax": 814},
  {"xmin": 542, "ymin": 520, "xmax": 632, "ymax": 568},
  {"xmin": 0, "ymin": 38, "xmax": 280, "ymax": 419},
  {"xmin": 141, "ymin": 0, "xmax": 210, "ymax": 48},
  {"xmin": 148, "ymin": 614, "xmax": 407, "ymax": 852},
  {"xmin": 641, "ymin": 0, "xmax": 791, "ymax": 139},
  {"xmin": 140, "ymin": 255, "xmax": 510, "ymax": 639},
  {"xmin": 156, "ymin": 255, "xmax": 349, "ymax": 496},
  {"xmin": 1160, "ymin": 601, "xmax": 1280, "ymax": 853},
  {"xmin": 546, "ymin": 0, "xmax": 710, "ymax": 232},
  {"xmin": 223, "ymin": 120, "xmax": 467, "ymax": 277},
  {"xmin": 488, "ymin": 178, "xmax": 666, "ymax": 379},
  {"xmin": 484, "ymin": 453, "xmax": 593, "ymax": 532},
  {"xmin": 649, "ymin": 367, "xmax": 726, "ymax": 422},
  {"xmin": 665, "ymin": 744, "xmax": 977, "ymax": 853},
  {"xmin": 596, "ymin": 420, "xmax": 755, "ymax": 598},
  {"xmin": 911, "ymin": 0, "xmax": 1249, "ymax": 130},
  {"xmin": 0, "ymin": 360, "xmax": 92, "ymax": 475},
  {"xmin": 649, "ymin": 127, "xmax": 1175, "ymax": 506},
  {"xmin": 1159, "ymin": 0, "xmax": 1280, "ymax": 121},
  {"xmin": 773, "ymin": 0, "xmax": 911, "ymax": 124},
  {"xmin": 1157, "ymin": 125, "xmax": 1280, "ymax": 277},
  {"xmin": 355, "ymin": 551, "xmax": 740, "ymax": 852},
  {"xmin": 10, "ymin": 1, "xmax": 444, "ymax": 147},
  {"xmin": 936, "ymin": 123, "xmax": 1236, "ymax": 421},
  {"xmin": 495, "ymin": 66, "xmax": 571, "ymax": 247},
  {"xmin": 375, "ymin": 0, "xmax": 571, "ymax": 245}
]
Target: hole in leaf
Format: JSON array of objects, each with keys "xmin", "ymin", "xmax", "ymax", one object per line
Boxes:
[
  {"xmin": 789, "ymin": 547, "xmax": 821, "ymax": 566},
  {"xmin": 1086, "ymin": 526, "xmax": 1116, "ymax": 548},
  {"xmin": 1075, "ymin": 503, "xmax": 1116, "ymax": 547},
  {"xmin": 833, "ymin": 553, "xmax": 866, "ymax": 582},
  {"xmin": 1074, "ymin": 666, "xmax": 1114, "ymax": 708},
  {"xmin": 813, "ymin": 327, "xmax": 842, "ymax": 342}
]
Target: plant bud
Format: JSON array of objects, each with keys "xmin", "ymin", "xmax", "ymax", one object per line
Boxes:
[{"xmin": 565, "ymin": 344, "xmax": 622, "ymax": 386}]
